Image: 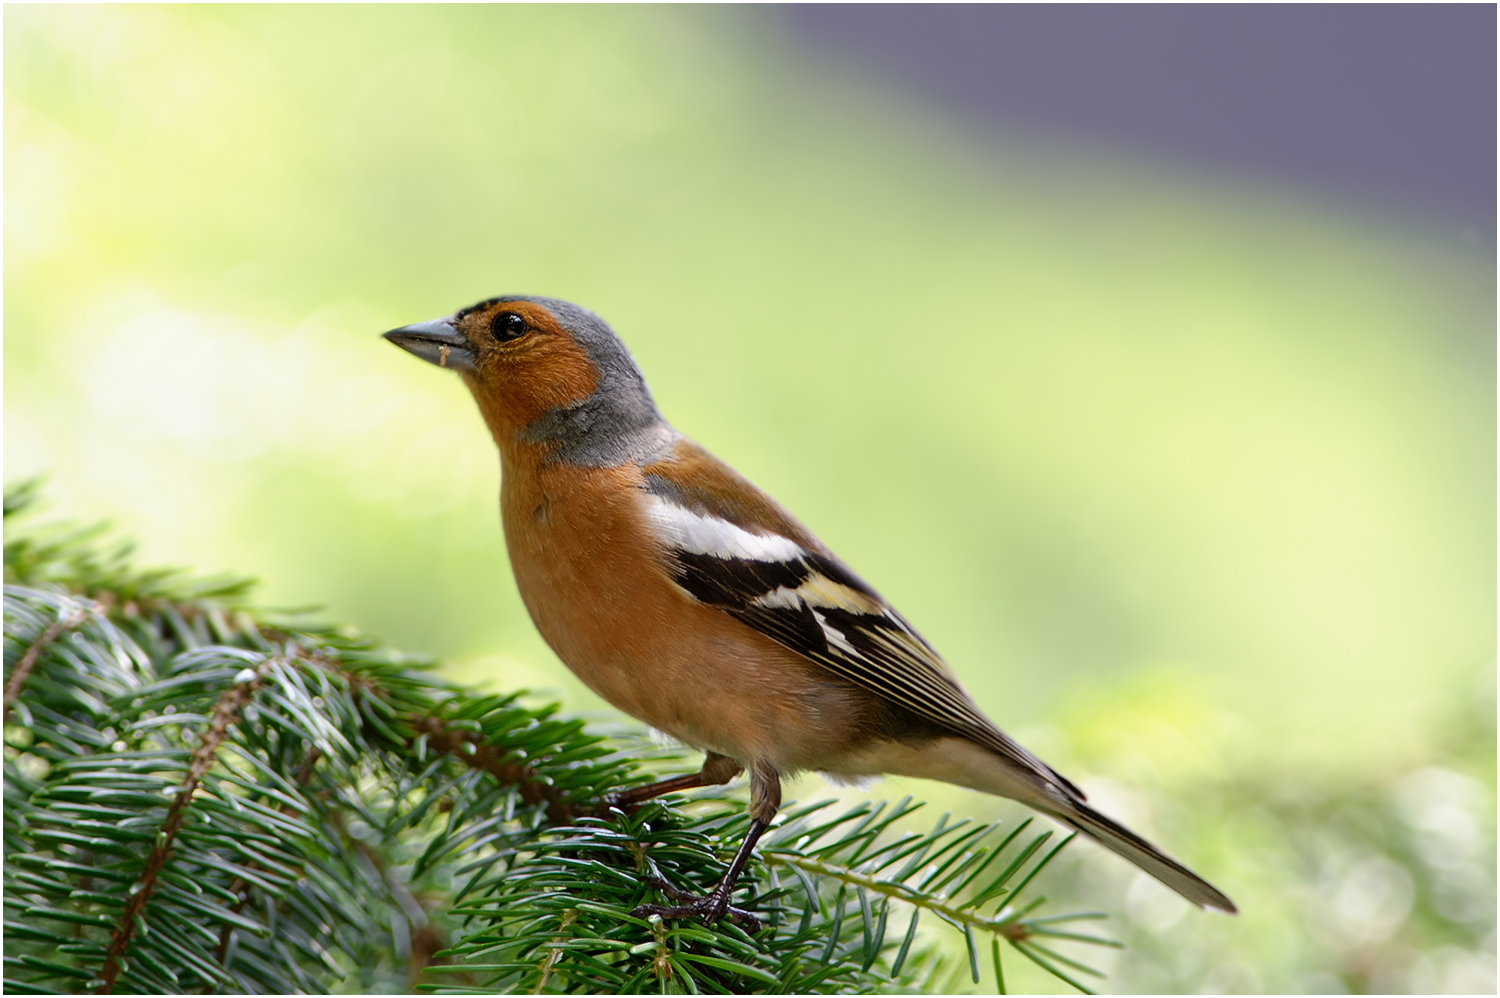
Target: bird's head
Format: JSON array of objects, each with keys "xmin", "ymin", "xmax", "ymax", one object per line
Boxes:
[{"xmin": 384, "ymin": 295, "xmax": 676, "ymax": 467}]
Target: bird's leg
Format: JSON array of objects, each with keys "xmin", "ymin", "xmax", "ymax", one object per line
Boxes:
[
  {"xmin": 631, "ymin": 764, "xmax": 781, "ymax": 932},
  {"xmin": 603, "ymin": 751, "xmax": 743, "ymax": 813}
]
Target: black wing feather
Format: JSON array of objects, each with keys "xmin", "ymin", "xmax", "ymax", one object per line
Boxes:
[{"xmin": 661, "ymin": 543, "xmax": 1083, "ymax": 799}]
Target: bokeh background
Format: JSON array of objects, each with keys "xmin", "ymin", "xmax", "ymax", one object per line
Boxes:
[{"xmin": 5, "ymin": 6, "xmax": 1494, "ymax": 993}]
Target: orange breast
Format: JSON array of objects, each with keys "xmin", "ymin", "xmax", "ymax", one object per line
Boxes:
[{"xmin": 498, "ymin": 449, "xmax": 866, "ymax": 772}]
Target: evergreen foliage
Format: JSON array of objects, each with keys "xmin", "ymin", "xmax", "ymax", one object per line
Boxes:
[{"xmin": 3, "ymin": 482, "xmax": 1115, "ymax": 994}]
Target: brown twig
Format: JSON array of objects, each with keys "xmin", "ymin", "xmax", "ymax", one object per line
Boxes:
[
  {"xmin": 97, "ymin": 663, "xmax": 267, "ymax": 994},
  {"xmin": 411, "ymin": 716, "xmax": 583, "ymax": 824},
  {"xmin": 4, "ymin": 605, "xmax": 90, "ymax": 721}
]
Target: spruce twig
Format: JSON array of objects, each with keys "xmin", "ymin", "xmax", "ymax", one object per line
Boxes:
[
  {"xmin": 4, "ymin": 606, "xmax": 91, "ymax": 721},
  {"xmin": 97, "ymin": 663, "xmax": 268, "ymax": 993}
]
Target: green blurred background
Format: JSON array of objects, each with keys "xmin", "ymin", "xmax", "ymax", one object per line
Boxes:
[{"xmin": 5, "ymin": 6, "xmax": 1494, "ymax": 993}]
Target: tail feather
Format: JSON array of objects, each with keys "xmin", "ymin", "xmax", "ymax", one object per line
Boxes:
[
  {"xmin": 867, "ymin": 735, "xmax": 1237, "ymax": 913},
  {"xmin": 1057, "ymin": 801, "xmax": 1237, "ymax": 914}
]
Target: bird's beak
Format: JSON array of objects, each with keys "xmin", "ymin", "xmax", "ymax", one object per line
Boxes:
[{"xmin": 382, "ymin": 317, "xmax": 477, "ymax": 372}]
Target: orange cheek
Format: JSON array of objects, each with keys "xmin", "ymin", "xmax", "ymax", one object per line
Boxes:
[{"xmin": 465, "ymin": 336, "xmax": 599, "ymax": 443}]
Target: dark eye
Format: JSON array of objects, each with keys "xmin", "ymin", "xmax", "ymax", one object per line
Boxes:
[{"xmin": 491, "ymin": 311, "xmax": 528, "ymax": 342}]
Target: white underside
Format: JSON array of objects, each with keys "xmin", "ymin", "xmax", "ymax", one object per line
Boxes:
[{"xmin": 820, "ymin": 735, "xmax": 1072, "ymax": 816}]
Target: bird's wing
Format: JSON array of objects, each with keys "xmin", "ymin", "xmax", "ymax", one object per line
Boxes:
[{"xmin": 638, "ymin": 441, "xmax": 1082, "ymax": 799}]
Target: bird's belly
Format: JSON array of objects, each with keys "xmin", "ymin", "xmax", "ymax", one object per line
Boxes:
[
  {"xmin": 501, "ymin": 469, "xmax": 863, "ymax": 772},
  {"xmin": 525, "ymin": 576, "xmax": 857, "ymax": 771}
]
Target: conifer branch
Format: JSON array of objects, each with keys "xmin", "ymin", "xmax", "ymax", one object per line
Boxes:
[
  {"xmin": 409, "ymin": 716, "xmax": 585, "ymax": 824},
  {"xmin": 3, "ymin": 480, "xmax": 1116, "ymax": 994},
  {"xmin": 4, "ymin": 606, "xmax": 91, "ymax": 721},
  {"xmin": 97, "ymin": 660, "xmax": 269, "ymax": 993}
]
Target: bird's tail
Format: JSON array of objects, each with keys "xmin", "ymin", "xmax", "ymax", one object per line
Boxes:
[
  {"xmin": 1051, "ymin": 798, "xmax": 1237, "ymax": 914},
  {"xmin": 873, "ymin": 734, "xmax": 1237, "ymax": 913}
]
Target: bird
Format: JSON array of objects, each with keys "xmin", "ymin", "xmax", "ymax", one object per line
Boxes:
[{"xmin": 383, "ymin": 294, "xmax": 1237, "ymax": 927}]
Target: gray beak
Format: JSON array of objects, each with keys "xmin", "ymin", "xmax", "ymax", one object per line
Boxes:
[{"xmin": 382, "ymin": 317, "xmax": 477, "ymax": 371}]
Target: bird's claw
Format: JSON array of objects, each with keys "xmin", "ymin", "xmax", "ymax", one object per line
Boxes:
[{"xmin": 632, "ymin": 875, "xmax": 761, "ymax": 932}]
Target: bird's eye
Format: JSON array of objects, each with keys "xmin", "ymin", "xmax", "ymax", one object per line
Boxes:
[{"xmin": 491, "ymin": 311, "xmax": 528, "ymax": 342}]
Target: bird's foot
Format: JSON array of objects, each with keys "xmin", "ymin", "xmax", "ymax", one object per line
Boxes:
[{"xmin": 631, "ymin": 875, "xmax": 761, "ymax": 933}]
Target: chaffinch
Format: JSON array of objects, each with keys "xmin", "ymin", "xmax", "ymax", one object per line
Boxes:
[{"xmin": 384, "ymin": 295, "xmax": 1236, "ymax": 926}]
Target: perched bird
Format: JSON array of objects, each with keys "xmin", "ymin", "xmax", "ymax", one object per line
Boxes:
[{"xmin": 384, "ymin": 295, "xmax": 1237, "ymax": 926}]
